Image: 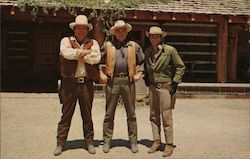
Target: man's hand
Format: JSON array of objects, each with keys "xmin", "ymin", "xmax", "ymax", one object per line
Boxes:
[
  {"xmin": 170, "ymin": 81, "xmax": 178, "ymax": 95},
  {"xmin": 84, "ymin": 40, "xmax": 93, "ymax": 49},
  {"xmin": 76, "ymin": 50, "xmax": 91, "ymax": 63},
  {"xmin": 133, "ymin": 71, "xmax": 143, "ymax": 82},
  {"xmin": 76, "ymin": 40, "xmax": 93, "ymax": 63},
  {"xmin": 99, "ymin": 70, "xmax": 108, "ymax": 84},
  {"xmin": 170, "ymin": 82, "xmax": 178, "ymax": 109}
]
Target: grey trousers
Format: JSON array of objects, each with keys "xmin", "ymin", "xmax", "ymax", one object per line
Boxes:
[
  {"xmin": 103, "ymin": 77, "xmax": 137, "ymax": 143},
  {"xmin": 149, "ymin": 85, "xmax": 173, "ymax": 144}
]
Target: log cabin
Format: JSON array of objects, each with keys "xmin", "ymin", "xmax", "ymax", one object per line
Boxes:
[{"xmin": 1, "ymin": 0, "xmax": 249, "ymax": 92}]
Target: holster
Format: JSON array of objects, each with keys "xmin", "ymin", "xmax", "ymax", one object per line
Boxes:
[
  {"xmin": 143, "ymin": 72, "xmax": 150, "ymax": 87},
  {"xmin": 57, "ymin": 80, "xmax": 64, "ymax": 104},
  {"xmin": 170, "ymin": 94, "xmax": 176, "ymax": 109}
]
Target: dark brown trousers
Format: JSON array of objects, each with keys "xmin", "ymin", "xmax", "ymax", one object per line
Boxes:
[{"xmin": 56, "ymin": 77, "xmax": 94, "ymax": 146}]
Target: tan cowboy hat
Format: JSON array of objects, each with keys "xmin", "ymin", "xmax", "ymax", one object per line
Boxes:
[
  {"xmin": 109, "ymin": 20, "xmax": 132, "ymax": 35},
  {"xmin": 146, "ymin": 26, "xmax": 167, "ymax": 37},
  {"xmin": 69, "ymin": 15, "xmax": 93, "ymax": 31}
]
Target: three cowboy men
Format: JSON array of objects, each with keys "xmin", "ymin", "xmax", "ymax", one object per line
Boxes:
[{"xmin": 54, "ymin": 15, "xmax": 184, "ymax": 157}]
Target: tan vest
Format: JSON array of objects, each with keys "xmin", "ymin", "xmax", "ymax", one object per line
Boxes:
[{"xmin": 104, "ymin": 41, "xmax": 136, "ymax": 79}]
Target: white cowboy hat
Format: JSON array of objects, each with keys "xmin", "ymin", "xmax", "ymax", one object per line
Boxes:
[
  {"xmin": 146, "ymin": 26, "xmax": 167, "ymax": 37},
  {"xmin": 69, "ymin": 15, "xmax": 93, "ymax": 31},
  {"xmin": 109, "ymin": 20, "xmax": 132, "ymax": 35}
]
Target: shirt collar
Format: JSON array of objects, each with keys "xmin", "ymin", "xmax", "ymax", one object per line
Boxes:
[
  {"xmin": 153, "ymin": 44, "xmax": 163, "ymax": 59},
  {"xmin": 157, "ymin": 44, "xmax": 163, "ymax": 50},
  {"xmin": 71, "ymin": 36, "xmax": 91, "ymax": 46},
  {"xmin": 112, "ymin": 38, "xmax": 130, "ymax": 49}
]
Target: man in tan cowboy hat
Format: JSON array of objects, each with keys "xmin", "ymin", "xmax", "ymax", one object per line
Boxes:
[
  {"xmin": 54, "ymin": 15, "xmax": 101, "ymax": 156},
  {"xmin": 144, "ymin": 26, "xmax": 185, "ymax": 157},
  {"xmin": 99, "ymin": 20, "xmax": 144, "ymax": 153}
]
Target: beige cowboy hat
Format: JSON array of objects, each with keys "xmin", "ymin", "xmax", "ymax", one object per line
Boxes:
[
  {"xmin": 109, "ymin": 20, "xmax": 132, "ymax": 35},
  {"xmin": 146, "ymin": 26, "xmax": 167, "ymax": 37},
  {"xmin": 69, "ymin": 15, "xmax": 93, "ymax": 31}
]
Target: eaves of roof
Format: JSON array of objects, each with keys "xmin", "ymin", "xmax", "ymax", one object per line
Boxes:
[
  {"xmin": 1, "ymin": 0, "xmax": 249, "ymax": 16},
  {"xmin": 136, "ymin": 1, "xmax": 250, "ymax": 16}
]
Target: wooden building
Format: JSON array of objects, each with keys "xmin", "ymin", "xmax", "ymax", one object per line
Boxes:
[{"xmin": 1, "ymin": 0, "xmax": 250, "ymax": 92}]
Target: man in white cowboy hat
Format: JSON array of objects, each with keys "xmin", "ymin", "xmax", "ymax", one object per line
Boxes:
[
  {"xmin": 143, "ymin": 26, "xmax": 185, "ymax": 157},
  {"xmin": 99, "ymin": 20, "xmax": 144, "ymax": 153},
  {"xmin": 54, "ymin": 15, "xmax": 101, "ymax": 156}
]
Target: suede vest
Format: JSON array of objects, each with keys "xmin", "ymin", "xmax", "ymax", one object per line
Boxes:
[{"xmin": 105, "ymin": 41, "xmax": 136, "ymax": 79}]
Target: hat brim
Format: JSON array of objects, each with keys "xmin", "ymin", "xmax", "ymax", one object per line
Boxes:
[
  {"xmin": 69, "ymin": 22, "xmax": 93, "ymax": 31},
  {"xmin": 109, "ymin": 23, "xmax": 132, "ymax": 35},
  {"xmin": 146, "ymin": 31, "xmax": 167, "ymax": 38}
]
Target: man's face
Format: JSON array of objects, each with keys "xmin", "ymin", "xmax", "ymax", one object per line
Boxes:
[
  {"xmin": 149, "ymin": 34, "xmax": 162, "ymax": 47},
  {"xmin": 114, "ymin": 27, "xmax": 128, "ymax": 43},
  {"xmin": 74, "ymin": 25, "xmax": 88, "ymax": 42}
]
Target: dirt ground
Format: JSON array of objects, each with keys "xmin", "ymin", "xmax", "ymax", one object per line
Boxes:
[{"xmin": 1, "ymin": 93, "xmax": 250, "ymax": 159}]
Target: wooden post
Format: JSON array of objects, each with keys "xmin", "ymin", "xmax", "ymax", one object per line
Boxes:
[
  {"xmin": 93, "ymin": 20, "xmax": 105, "ymax": 46},
  {"xmin": 228, "ymin": 30, "xmax": 238, "ymax": 81},
  {"xmin": 216, "ymin": 17, "xmax": 228, "ymax": 83},
  {"xmin": 140, "ymin": 30, "xmax": 145, "ymax": 48}
]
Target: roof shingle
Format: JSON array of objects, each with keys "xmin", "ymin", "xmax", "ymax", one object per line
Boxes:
[
  {"xmin": 137, "ymin": 0, "xmax": 250, "ymax": 16},
  {"xmin": 1, "ymin": 0, "xmax": 249, "ymax": 16}
]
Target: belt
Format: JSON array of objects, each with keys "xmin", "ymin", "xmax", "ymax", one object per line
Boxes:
[
  {"xmin": 63, "ymin": 77, "xmax": 88, "ymax": 83},
  {"xmin": 113, "ymin": 72, "xmax": 128, "ymax": 78},
  {"xmin": 152, "ymin": 82, "xmax": 171, "ymax": 90},
  {"xmin": 77, "ymin": 77, "xmax": 86, "ymax": 83}
]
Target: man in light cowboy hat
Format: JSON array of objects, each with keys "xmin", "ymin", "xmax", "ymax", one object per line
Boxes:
[
  {"xmin": 143, "ymin": 26, "xmax": 185, "ymax": 157},
  {"xmin": 99, "ymin": 20, "xmax": 144, "ymax": 153},
  {"xmin": 54, "ymin": 15, "xmax": 101, "ymax": 156}
]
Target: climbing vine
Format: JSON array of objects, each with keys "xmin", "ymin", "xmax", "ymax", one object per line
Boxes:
[{"xmin": 17, "ymin": 0, "xmax": 173, "ymax": 38}]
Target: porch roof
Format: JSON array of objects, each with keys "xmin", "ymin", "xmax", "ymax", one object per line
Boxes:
[
  {"xmin": 1, "ymin": 0, "xmax": 249, "ymax": 16},
  {"xmin": 137, "ymin": 0, "xmax": 250, "ymax": 16}
]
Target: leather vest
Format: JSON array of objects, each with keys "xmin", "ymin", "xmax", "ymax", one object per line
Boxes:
[
  {"xmin": 60, "ymin": 37, "xmax": 78, "ymax": 77},
  {"xmin": 60, "ymin": 55, "xmax": 77, "ymax": 78},
  {"xmin": 105, "ymin": 41, "xmax": 136, "ymax": 79},
  {"xmin": 60, "ymin": 37, "xmax": 100, "ymax": 81}
]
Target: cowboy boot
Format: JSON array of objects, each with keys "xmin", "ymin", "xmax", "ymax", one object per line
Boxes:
[
  {"xmin": 162, "ymin": 144, "xmax": 173, "ymax": 157},
  {"xmin": 147, "ymin": 140, "xmax": 161, "ymax": 153},
  {"xmin": 53, "ymin": 144, "xmax": 63, "ymax": 156},
  {"xmin": 131, "ymin": 142, "xmax": 138, "ymax": 153},
  {"xmin": 103, "ymin": 141, "xmax": 110, "ymax": 153},
  {"xmin": 87, "ymin": 143, "xmax": 96, "ymax": 154}
]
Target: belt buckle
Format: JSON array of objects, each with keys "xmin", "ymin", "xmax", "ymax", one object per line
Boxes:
[
  {"xmin": 119, "ymin": 73, "xmax": 125, "ymax": 78},
  {"xmin": 77, "ymin": 77, "xmax": 85, "ymax": 83},
  {"xmin": 156, "ymin": 83, "xmax": 162, "ymax": 89}
]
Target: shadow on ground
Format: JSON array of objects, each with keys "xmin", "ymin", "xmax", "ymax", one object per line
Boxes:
[{"xmin": 63, "ymin": 139, "xmax": 173, "ymax": 152}]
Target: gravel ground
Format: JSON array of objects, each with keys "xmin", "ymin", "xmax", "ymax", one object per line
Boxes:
[{"xmin": 1, "ymin": 93, "xmax": 250, "ymax": 159}]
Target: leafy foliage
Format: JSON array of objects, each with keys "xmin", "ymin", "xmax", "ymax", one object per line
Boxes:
[{"xmin": 17, "ymin": 0, "xmax": 173, "ymax": 37}]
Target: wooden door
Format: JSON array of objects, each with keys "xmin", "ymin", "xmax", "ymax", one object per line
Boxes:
[
  {"xmin": 33, "ymin": 29, "xmax": 60, "ymax": 90},
  {"xmin": 2, "ymin": 22, "xmax": 33, "ymax": 91},
  {"xmin": 237, "ymin": 31, "xmax": 250, "ymax": 82}
]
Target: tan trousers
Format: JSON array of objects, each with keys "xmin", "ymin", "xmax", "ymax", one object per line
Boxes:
[
  {"xmin": 103, "ymin": 77, "xmax": 137, "ymax": 143},
  {"xmin": 149, "ymin": 85, "xmax": 173, "ymax": 144}
]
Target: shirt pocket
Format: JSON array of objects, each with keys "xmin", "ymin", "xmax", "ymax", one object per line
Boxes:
[{"xmin": 156, "ymin": 53, "xmax": 172, "ymax": 72}]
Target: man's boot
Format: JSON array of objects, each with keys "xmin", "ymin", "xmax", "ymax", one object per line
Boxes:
[
  {"xmin": 148, "ymin": 140, "xmax": 161, "ymax": 153},
  {"xmin": 131, "ymin": 142, "xmax": 138, "ymax": 153},
  {"xmin": 88, "ymin": 143, "xmax": 96, "ymax": 154},
  {"xmin": 53, "ymin": 145, "xmax": 63, "ymax": 156},
  {"xmin": 103, "ymin": 142, "xmax": 110, "ymax": 153},
  {"xmin": 162, "ymin": 144, "xmax": 173, "ymax": 157}
]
